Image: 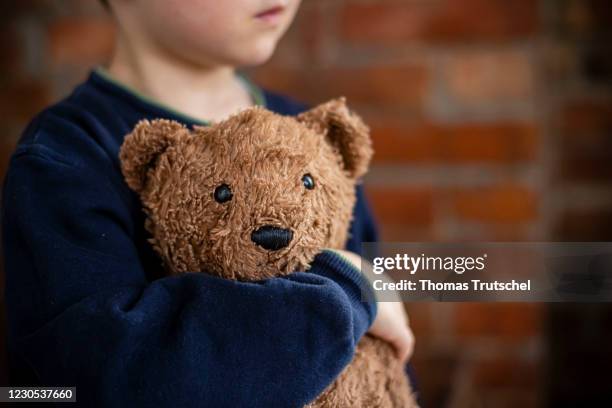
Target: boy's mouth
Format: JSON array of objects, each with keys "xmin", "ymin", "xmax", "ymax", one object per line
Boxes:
[{"xmin": 254, "ymin": 5, "xmax": 285, "ymax": 24}]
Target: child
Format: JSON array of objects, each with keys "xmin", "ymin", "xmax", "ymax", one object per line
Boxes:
[{"xmin": 2, "ymin": 0, "xmax": 413, "ymax": 406}]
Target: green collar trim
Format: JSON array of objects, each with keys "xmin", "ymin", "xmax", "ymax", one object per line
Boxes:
[{"xmin": 94, "ymin": 66, "xmax": 266, "ymax": 126}]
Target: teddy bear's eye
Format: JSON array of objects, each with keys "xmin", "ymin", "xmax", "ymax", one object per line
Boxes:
[
  {"xmin": 302, "ymin": 174, "xmax": 315, "ymax": 190},
  {"xmin": 214, "ymin": 184, "xmax": 233, "ymax": 203}
]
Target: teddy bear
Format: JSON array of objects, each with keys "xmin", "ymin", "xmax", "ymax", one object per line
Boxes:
[{"xmin": 119, "ymin": 98, "xmax": 417, "ymax": 407}]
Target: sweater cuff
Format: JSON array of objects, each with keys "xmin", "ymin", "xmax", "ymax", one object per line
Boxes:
[{"xmin": 308, "ymin": 250, "xmax": 378, "ymax": 338}]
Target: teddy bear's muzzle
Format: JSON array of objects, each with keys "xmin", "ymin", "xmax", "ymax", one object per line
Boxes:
[{"xmin": 251, "ymin": 225, "xmax": 294, "ymax": 251}]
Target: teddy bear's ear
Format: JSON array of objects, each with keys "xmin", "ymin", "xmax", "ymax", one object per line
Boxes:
[
  {"xmin": 297, "ymin": 97, "xmax": 373, "ymax": 179},
  {"xmin": 119, "ymin": 119, "xmax": 190, "ymax": 193}
]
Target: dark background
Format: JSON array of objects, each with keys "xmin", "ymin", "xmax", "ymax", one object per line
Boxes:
[{"xmin": 2, "ymin": 0, "xmax": 612, "ymax": 406}]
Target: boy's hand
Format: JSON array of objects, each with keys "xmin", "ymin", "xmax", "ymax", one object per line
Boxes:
[
  {"xmin": 369, "ymin": 301, "xmax": 415, "ymax": 364},
  {"xmin": 328, "ymin": 249, "xmax": 415, "ymax": 364}
]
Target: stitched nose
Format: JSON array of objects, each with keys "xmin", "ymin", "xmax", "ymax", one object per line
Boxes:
[{"xmin": 251, "ymin": 225, "xmax": 293, "ymax": 251}]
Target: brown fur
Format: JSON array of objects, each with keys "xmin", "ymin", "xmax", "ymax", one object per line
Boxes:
[{"xmin": 119, "ymin": 98, "xmax": 418, "ymax": 407}]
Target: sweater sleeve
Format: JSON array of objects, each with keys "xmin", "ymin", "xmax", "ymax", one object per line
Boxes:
[{"xmin": 2, "ymin": 144, "xmax": 376, "ymax": 407}]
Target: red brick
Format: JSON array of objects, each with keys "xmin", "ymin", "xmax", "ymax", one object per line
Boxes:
[
  {"xmin": 253, "ymin": 65, "xmax": 429, "ymax": 108},
  {"xmin": 480, "ymin": 390, "xmax": 537, "ymax": 406},
  {"xmin": 339, "ymin": 3, "xmax": 429, "ymax": 45},
  {"xmin": 367, "ymin": 187, "xmax": 434, "ymax": 227},
  {"xmin": 404, "ymin": 303, "xmax": 431, "ymax": 337},
  {"xmin": 473, "ymin": 358, "xmax": 539, "ymax": 388},
  {"xmin": 437, "ymin": 223, "xmax": 535, "ymax": 242},
  {"xmin": 558, "ymin": 153, "xmax": 612, "ymax": 183},
  {"xmin": 410, "ymin": 352, "xmax": 459, "ymax": 408},
  {"xmin": 443, "ymin": 124, "xmax": 538, "ymax": 163},
  {"xmin": 451, "ymin": 185, "xmax": 538, "ymax": 224},
  {"xmin": 445, "ymin": 50, "xmax": 534, "ymax": 105},
  {"xmin": 376, "ymin": 223, "xmax": 436, "ymax": 242},
  {"xmin": 563, "ymin": 0, "xmax": 612, "ymax": 37},
  {"xmin": 371, "ymin": 122, "xmax": 538, "ymax": 164},
  {"xmin": 295, "ymin": 2, "xmax": 326, "ymax": 63},
  {"xmin": 590, "ymin": 0, "xmax": 612, "ymax": 31},
  {"xmin": 455, "ymin": 303, "xmax": 542, "ymax": 339},
  {"xmin": 339, "ymin": 0, "xmax": 539, "ymax": 45},
  {"xmin": 371, "ymin": 123, "xmax": 436, "ymax": 163},
  {"xmin": 0, "ymin": 25, "xmax": 22, "ymax": 77},
  {"xmin": 330, "ymin": 66, "xmax": 428, "ymax": 107},
  {"xmin": 4, "ymin": 0, "xmax": 51, "ymax": 17},
  {"xmin": 0, "ymin": 80, "xmax": 50, "ymax": 122},
  {"xmin": 555, "ymin": 209, "xmax": 612, "ymax": 240},
  {"xmin": 560, "ymin": 100, "xmax": 612, "ymax": 136},
  {"xmin": 557, "ymin": 101, "xmax": 612, "ymax": 182},
  {"xmin": 270, "ymin": 2, "xmax": 324, "ymax": 66},
  {"xmin": 48, "ymin": 17, "xmax": 115, "ymax": 66}
]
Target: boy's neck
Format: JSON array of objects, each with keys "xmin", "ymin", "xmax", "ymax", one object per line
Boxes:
[{"xmin": 107, "ymin": 32, "xmax": 254, "ymax": 123}]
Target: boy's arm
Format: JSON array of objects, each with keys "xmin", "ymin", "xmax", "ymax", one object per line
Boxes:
[{"xmin": 2, "ymin": 145, "xmax": 376, "ymax": 407}]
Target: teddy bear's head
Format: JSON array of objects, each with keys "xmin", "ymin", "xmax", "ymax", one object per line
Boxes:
[{"xmin": 119, "ymin": 98, "xmax": 372, "ymax": 281}]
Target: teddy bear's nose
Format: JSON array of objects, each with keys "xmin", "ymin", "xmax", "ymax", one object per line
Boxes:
[{"xmin": 251, "ymin": 225, "xmax": 294, "ymax": 251}]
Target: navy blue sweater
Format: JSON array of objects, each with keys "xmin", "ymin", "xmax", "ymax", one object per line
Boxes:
[{"xmin": 1, "ymin": 70, "xmax": 379, "ymax": 407}]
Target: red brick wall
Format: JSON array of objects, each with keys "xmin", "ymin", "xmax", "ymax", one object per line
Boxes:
[{"xmin": 1, "ymin": 0, "xmax": 611, "ymax": 406}]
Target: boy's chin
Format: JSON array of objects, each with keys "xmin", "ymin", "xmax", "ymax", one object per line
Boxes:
[{"xmin": 229, "ymin": 41, "xmax": 279, "ymax": 67}]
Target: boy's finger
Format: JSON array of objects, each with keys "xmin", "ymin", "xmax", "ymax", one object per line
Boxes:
[
  {"xmin": 398, "ymin": 327, "xmax": 415, "ymax": 364},
  {"xmin": 387, "ymin": 328, "xmax": 412, "ymax": 364},
  {"xmin": 404, "ymin": 329, "xmax": 415, "ymax": 362}
]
